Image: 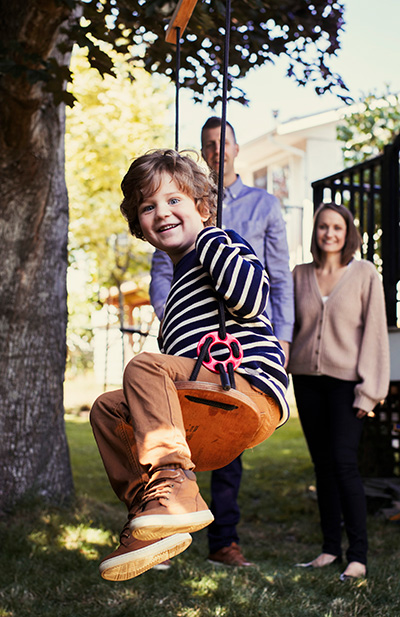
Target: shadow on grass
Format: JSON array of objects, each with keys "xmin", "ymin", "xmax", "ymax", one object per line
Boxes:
[{"xmin": 1, "ymin": 417, "xmax": 399, "ymax": 616}]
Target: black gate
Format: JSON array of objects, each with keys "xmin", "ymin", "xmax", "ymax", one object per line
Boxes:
[{"xmin": 312, "ymin": 133, "xmax": 400, "ymax": 327}]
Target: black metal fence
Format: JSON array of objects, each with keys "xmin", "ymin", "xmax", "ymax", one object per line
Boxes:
[{"xmin": 312, "ymin": 133, "xmax": 400, "ymax": 327}]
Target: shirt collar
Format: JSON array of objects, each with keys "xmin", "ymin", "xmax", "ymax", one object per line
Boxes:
[{"xmin": 224, "ymin": 175, "xmax": 243, "ymax": 203}]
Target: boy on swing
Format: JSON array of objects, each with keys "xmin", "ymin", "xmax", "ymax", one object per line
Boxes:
[{"xmin": 90, "ymin": 149, "xmax": 289, "ymax": 581}]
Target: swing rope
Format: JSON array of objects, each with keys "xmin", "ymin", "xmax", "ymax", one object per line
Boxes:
[
  {"xmin": 175, "ymin": 26, "xmax": 181, "ymax": 151},
  {"xmin": 216, "ymin": 0, "xmax": 231, "ymax": 229},
  {"xmin": 167, "ymin": 2, "xmax": 268, "ymax": 473},
  {"xmin": 173, "ymin": 0, "xmax": 236, "ymax": 390}
]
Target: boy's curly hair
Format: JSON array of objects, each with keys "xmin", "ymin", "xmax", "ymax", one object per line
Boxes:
[{"xmin": 120, "ymin": 149, "xmax": 218, "ymax": 239}]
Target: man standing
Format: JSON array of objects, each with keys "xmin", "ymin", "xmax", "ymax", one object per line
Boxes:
[{"xmin": 149, "ymin": 116, "xmax": 294, "ymax": 566}]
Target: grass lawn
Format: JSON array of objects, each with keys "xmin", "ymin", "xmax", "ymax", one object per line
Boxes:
[{"xmin": 1, "ymin": 388, "xmax": 399, "ymax": 616}]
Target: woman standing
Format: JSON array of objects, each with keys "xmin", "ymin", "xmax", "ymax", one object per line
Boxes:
[{"xmin": 288, "ymin": 202, "xmax": 390, "ymax": 580}]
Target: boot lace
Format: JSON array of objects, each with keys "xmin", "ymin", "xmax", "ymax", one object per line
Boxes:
[{"xmin": 141, "ymin": 469, "xmax": 182, "ymax": 508}]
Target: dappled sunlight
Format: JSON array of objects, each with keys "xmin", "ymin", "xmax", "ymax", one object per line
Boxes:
[
  {"xmin": 179, "ymin": 565, "xmax": 284, "ymax": 611},
  {"xmin": 27, "ymin": 519, "xmax": 112, "ymax": 562},
  {"xmin": 2, "ymin": 411, "xmax": 398, "ymax": 617},
  {"xmin": 176, "ymin": 609, "xmax": 202, "ymax": 617},
  {"xmin": 184, "ymin": 573, "xmax": 220, "ymax": 597},
  {"xmin": 58, "ymin": 524, "xmax": 111, "ymax": 560},
  {"xmin": 261, "ymin": 573, "xmax": 277, "ymax": 585},
  {"xmin": 281, "ymin": 448, "xmax": 297, "ymax": 455},
  {"xmin": 27, "ymin": 530, "xmax": 49, "ymax": 551},
  {"xmin": 291, "ymin": 571, "xmax": 306, "ymax": 584}
]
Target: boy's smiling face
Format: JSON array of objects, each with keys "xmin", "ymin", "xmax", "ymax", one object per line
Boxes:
[{"xmin": 138, "ymin": 173, "xmax": 209, "ymax": 264}]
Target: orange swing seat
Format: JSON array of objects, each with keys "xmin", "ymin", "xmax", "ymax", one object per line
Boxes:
[
  {"xmin": 174, "ymin": 331, "xmax": 278, "ymax": 472},
  {"xmin": 176, "ymin": 380, "xmax": 262, "ymax": 471}
]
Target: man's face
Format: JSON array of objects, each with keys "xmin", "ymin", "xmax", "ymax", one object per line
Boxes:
[{"xmin": 201, "ymin": 125, "xmax": 239, "ymax": 186}]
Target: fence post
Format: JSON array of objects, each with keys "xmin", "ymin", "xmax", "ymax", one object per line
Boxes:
[{"xmin": 381, "ymin": 136, "xmax": 400, "ymax": 327}]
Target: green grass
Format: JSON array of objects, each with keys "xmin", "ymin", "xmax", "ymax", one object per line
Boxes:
[{"xmin": 1, "ymin": 413, "xmax": 400, "ymax": 616}]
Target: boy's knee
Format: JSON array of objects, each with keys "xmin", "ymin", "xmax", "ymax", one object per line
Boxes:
[
  {"xmin": 124, "ymin": 352, "xmax": 158, "ymax": 380},
  {"xmin": 127, "ymin": 351, "xmax": 157, "ymax": 367},
  {"xmin": 90, "ymin": 389, "xmax": 124, "ymax": 427}
]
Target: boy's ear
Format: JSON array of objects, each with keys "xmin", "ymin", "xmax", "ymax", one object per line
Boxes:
[
  {"xmin": 196, "ymin": 197, "xmax": 210, "ymax": 221},
  {"xmin": 198, "ymin": 200, "xmax": 211, "ymax": 223}
]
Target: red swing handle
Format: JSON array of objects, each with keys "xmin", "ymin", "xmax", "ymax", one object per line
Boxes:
[{"xmin": 197, "ymin": 331, "xmax": 243, "ymax": 373}]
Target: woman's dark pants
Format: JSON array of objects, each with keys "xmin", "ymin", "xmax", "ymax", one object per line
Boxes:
[{"xmin": 292, "ymin": 375, "xmax": 367, "ymax": 565}]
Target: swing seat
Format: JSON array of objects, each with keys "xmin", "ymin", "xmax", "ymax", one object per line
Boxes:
[{"xmin": 175, "ymin": 381, "xmax": 261, "ymax": 471}]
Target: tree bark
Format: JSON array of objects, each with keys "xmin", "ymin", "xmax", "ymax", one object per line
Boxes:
[{"xmin": 0, "ymin": 0, "xmax": 75, "ymax": 513}]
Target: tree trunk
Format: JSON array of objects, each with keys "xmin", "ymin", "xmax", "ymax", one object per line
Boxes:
[{"xmin": 0, "ymin": 1, "xmax": 75, "ymax": 513}]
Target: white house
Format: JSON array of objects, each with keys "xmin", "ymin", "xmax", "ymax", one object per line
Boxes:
[{"xmin": 236, "ymin": 106, "xmax": 346, "ymax": 266}]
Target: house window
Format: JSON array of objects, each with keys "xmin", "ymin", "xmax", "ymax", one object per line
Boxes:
[
  {"xmin": 253, "ymin": 167, "xmax": 268, "ymax": 191},
  {"xmin": 272, "ymin": 165, "xmax": 289, "ymax": 204}
]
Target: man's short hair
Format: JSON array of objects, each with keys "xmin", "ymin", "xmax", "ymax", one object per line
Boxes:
[{"xmin": 201, "ymin": 117, "xmax": 237, "ymax": 145}]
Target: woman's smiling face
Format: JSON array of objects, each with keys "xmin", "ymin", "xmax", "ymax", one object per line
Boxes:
[
  {"xmin": 138, "ymin": 173, "xmax": 209, "ymax": 264},
  {"xmin": 316, "ymin": 208, "xmax": 347, "ymax": 256}
]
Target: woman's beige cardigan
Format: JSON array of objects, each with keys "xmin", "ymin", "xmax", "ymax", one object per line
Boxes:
[{"xmin": 287, "ymin": 259, "xmax": 390, "ymax": 412}]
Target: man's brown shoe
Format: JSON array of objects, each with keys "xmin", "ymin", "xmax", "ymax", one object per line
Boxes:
[
  {"xmin": 130, "ymin": 468, "xmax": 214, "ymax": 541},
  {"xmin": 208, "ymin": 542, "xmax": 254, "ymax": 567},
  {"xmin": 99, "ymin": 521, "xmax": 192, "ymax": 581}
]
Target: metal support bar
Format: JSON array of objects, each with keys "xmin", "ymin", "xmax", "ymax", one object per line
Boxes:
[{"xmin": 165, "ymin": 0, "xmax": 198, "ymax": 43}]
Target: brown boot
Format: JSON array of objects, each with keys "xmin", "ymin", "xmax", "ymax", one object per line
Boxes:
[
  {"xmin": 130, "ymin": 468, "xmax": 214, "ymax": 541},
  {"xmin": 208, "ymin": 542, "xmax": 254, "ymax": 567},
  {"xmin": 99, "ymin": 520, "xmax": 192, "ymax": 581}
]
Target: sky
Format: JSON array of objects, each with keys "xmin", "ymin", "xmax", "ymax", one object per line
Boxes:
[{"xmin": 176, "ymin": 0, "xmax": 400, "ymax": 149}]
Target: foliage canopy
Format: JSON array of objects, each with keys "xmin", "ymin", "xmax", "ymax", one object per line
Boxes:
[
  {"xmin": 65, "ymin": 49, "xmax": 172, "ymax": 370},
  {"xmin": 66, "ymin": 48, "xmax": 172, "ymax": 289},
  {"xmin": 1, "ymin": 0, "xmax": 349, "ymax": 108},
  {"xmin": 337, "ymin": 88, "xmax": 400, "ymax": 165}
]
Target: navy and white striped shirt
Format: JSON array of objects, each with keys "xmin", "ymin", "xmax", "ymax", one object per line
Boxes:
[{"xmin": 160, "ymin": 227, "xmax": 289, "ymax": 426}]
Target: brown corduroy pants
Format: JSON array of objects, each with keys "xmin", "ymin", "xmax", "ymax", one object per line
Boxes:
[{"xmin": 90, "ymin": 352, "xmax": 281, "ymax": 510}]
